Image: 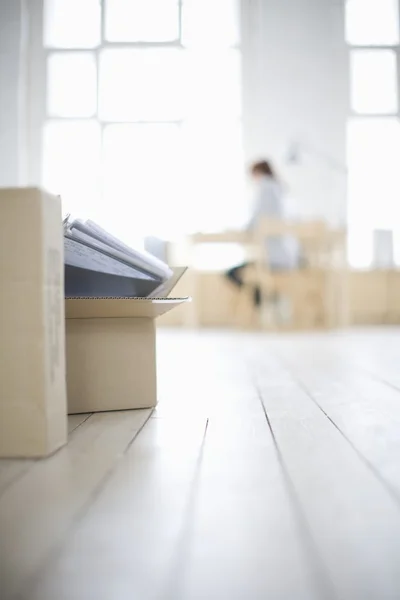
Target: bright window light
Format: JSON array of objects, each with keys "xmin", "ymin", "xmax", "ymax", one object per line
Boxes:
[
  {"xmin": 181, "ymin": 120, "xmax": 245, "ymax": 232},
  {"xmin": 346, "ymin": 0, "xmax": 399, "ymax": 46},
  {"xmin": 347, "ymin": 118, "xmax": 400, "ymax": 266},
  {"xmin": 47, "ymin": 53, "xmax": 97, "ymax": 117},
  {"xmin": 350, "ymin": 50, "xmax": 398, "ymax": 114},
  {"xmin": 44, "ymin": 0, "xmax": 101, "ymax": 48},
  {"xmin": 182, "ymin": 0, "xmax": 240, "ymax": 48},
  {"xmin": 43, "ymin": 120, "xmax": 101, "ymax": 217},
  {"xmin": 99, "ymin": 48, "xmax": 185, "ymax": 121},
  {"xmin": 347, "ymin": 229, "xmax": 374, "ymax": 269},
  {"xmin": 42, "ymin": 0, "xmax": 244, "ymax": 242},
  {"xmin": 102, "ymin": 124, "xmax": 183, "ymax": 238},
  {"xmin": 105, "ymin": 0, "xmax": 179, "ymax": 42},
  {"xmin": 184, "ymin": 50, "xmax": 241, "ymax": 119}
]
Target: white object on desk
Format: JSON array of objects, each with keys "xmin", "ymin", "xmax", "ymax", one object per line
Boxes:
[{"xmin": 373, "ymin": 229, "xmax": 394, "ymax": 269}]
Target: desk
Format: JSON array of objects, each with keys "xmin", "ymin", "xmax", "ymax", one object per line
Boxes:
[
  {"xmin": 183, "ymin": 232, "xmax": 252, "ymax": 327},
  {"xmin": 191, "ymin": 231, "xmax": 252, "ymax": 244},
  {"xmin": 185, "ymin": 226, "xmax": 348, "ymax": 330}
]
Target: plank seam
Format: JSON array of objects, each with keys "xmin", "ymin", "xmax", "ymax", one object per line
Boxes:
[
  {"xmin": 290, "ymin": 373, "xmax": 400, "ymax": 509},
  {"xmin": 68, "ymin": 413, "xmax": 93, "ymax": 436},
  {"xmin": 17, "ymin": 409, "xmax": 154, "ymax": 600},
  {"xmin": 255, "ymin": 384, "xmax": 338, "ymax": 600}
]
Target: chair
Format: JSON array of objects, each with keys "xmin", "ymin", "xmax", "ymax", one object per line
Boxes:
[{"xmin": 237, "ymin": 219, "xmax": 347, "ymax": 330}]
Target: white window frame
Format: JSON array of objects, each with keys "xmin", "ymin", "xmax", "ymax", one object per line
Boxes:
[{"xmin": 27, "ymin": 0, "xmax": 242, "ymax": 194}]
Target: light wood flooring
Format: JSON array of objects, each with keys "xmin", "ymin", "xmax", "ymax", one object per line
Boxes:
[{"xmin": 2, "ymin": 328, "xmax": 400, "ymax": 600}]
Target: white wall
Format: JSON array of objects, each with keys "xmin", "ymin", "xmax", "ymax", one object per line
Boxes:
[
  {"xmin": 0, "ymin": 0, "xmax": 28, "ymax": 186},
  {"xmin": 241, "ymin": 0, "xmax": 348, "ymax": 225}
]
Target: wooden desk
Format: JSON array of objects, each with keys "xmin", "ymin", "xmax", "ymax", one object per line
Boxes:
[
  {"xmin": 182, "ymin": 231, "xmax": 252, "ymax": 327},
  {"xmin": 191, "ymin": 231, "xmax": 252, "ymax": 244},
  {"xmin": 186, "ymin": 227, "xmax": 348, "ymax": 330}
]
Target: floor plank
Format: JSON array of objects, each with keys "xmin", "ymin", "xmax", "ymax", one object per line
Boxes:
[
  {"xmin": 23, "ymin": 408, "xmax": 320, "ymax": 600},
  {"xmin": 177, "ymin": 416, "xmax": 323, "ymax": 600},
  {"xmin": 22, "ymin": 418, "xmax": 210, "ymax": 600},
  {"xmin": 336, "ymin": 329, "xmax": 400, "ymax": 388},
  {"xmin": 0, "ymin": 460, "xmax": 34, "ymax": 498},
  {"xmin": 22, "ymin": 335, "xmax": 321, "ymax": 600},
  {"xmin": 0, "ymin": 415, "xmax": 92, "ymax": 499},
  {"xmin": 275, "ymin": 337, "xmax": 400, "ymax": 500},
  {"xmin": 0, "ymin": 409, "xmax": 151, "ymax": 600},
  {"xmin": 3, "ymin": 329, "xmax": 400, "ymax": 600},
  {"xmin": 67, "ymin": 413, "xmax": 92, "ymax": 434},
  {"xmin": 250, "ymin": 344, "xmax": 400, "ymax": 600}
]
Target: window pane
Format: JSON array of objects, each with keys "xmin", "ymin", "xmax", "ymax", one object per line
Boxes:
[
  {"xmin": 346, "ymin": 0, "xmax": 399, "ymax": 46},
  {"xmin": 347, "ymin": 229, "xmax": 374, "ymax": 269},
  {"xmin": 105, "ymin": 0, "xmax": 179, "ymax": 42},
  {"xmin": 192, "ymin": 243, "xmax": 247, "ymax": 271},
  {"xmin": 102, "ymin": 124, "xmax": 183, "ymax": 238},
  {"xmin": 181, "ymin": 121, "xmax": 245, "ymax": 232},
  {"xmin": 47, "ymin": 53, "xmax": 97, "ymax": 117},
  {"xmin": 182, "ymin": 0, "xmax": 240, "ymax": 48},
  {"xmin": 347, "ymin": 118, "xmax": 400, "ymax": 266},
  {"xmin": 44, "ymin": 0, "xmax": 101, "ymax": 48},
  {"xmin": 43, "ymin": 121, "xmax": 100, "ymax": 217},
  {"xmin": 185, "ymin": 50, "xmax": 241, "ymax": 119},
  {"xmin": 99, "ymin": 49, "xmax": 184, "ymax": 121},
  {"xmin": 350, "ymin": 50, "xmax": 398, "ymax": 114},
  {"xmin": 348, "ymin": 118, "xmax": 400, "ymax": 226}
]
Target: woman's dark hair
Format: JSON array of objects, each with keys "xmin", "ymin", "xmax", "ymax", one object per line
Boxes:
[{"xmin": 250, "ymin": 160, "xmax": 276, "ymax": 178}]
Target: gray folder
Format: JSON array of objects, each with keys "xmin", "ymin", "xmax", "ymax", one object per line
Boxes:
[{"xmin": 64, "ymin": 238, "xmax": 162, "ymax": 298}]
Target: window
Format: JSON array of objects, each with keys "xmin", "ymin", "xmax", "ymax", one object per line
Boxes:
[
  {"xmin": 105, "ymin": 0, "xmax": 180, "ymax": 42},
  {"xmin": 181, "ymin": 120, "xmax": 245, "ymax": 231},
  {"xmin": 99, "ymin": 48, "xmax": 185, "ymax": 121},
  {"xmin": 43, "ymin": 120, "xmax": 101, "ymax": 216},
  {"xmin": 42, "ymin": 0, "xmax": 243, "ymax": 245},
  {"xmin": 102, "ymin": 124, "xmax": 182, "ymax": 237},
  {"xmin": 347, "ymin": 118, "xmax": 400, "ymax": 227},
  {"xmin": 44, "ymin": 0, "xmax": 101, "ymax": 48},
  {"xmin": 350, "ymin": 50, "xmax": 398, "ymax": 115},
  {"xmin": 185, "ymin": 50, "xmax": 241, "ymax": 119},
  {"xmin": 47, "ymin": 53, "xmax": 97, "ymax": 117},
  {"xmin": 182, "ymin": 0, "xmax": 240, "ymax": 48},
  {"xmin": 346, "ymin": 0, "xmax": 399, "ymax": 46},
  {"xmin": 346, "ymin": 0, "xmax": 400, "ymax": 268}
]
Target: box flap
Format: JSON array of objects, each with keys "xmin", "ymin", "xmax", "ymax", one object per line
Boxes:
[
  {"xmin": 148, "ymin": 266, "xmax": 187, "ymax": 298},
  {"xmin": 65, "ymin": 297, "xmax": 190, "ymax": 319}
]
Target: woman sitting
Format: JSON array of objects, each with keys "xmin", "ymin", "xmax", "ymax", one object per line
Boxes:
[{"xmin": 225, "ymin": 159, "xmax": 299, "ymax": 307}]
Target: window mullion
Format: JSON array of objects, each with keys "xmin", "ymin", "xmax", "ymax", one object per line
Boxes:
[
  {"xmin": 99, "ymin": 0, "xmax": 106, "ymax": 126},
  {"xmin": 397, "ymin": 46, "xmax": 400, "ymax": 118},
  {"xmin": 95, "ymin": 48, "xmax": 100, "ymax": 121},
  {"xmin": 100, "ymin": 0, "xmax": 106, "ymax": 45},
  {"xmin": 178, "ymin": 0, "xmax": 183, "ymax": 43}
]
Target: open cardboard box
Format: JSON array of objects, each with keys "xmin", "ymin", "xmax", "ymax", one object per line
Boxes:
[{"xmin": 65, "ymin": 268, "xmax": 189, "ymax": 414}]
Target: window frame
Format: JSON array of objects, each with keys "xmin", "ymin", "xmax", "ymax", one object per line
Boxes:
[{"xmin": 34, "ymin": 0, "xmax": 242, "ymax": 225}]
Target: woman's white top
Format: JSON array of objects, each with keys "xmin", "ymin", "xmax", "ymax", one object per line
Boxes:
[{"xmin": 247, "ymin": 175, "xmax": 300, "ymax": 270}]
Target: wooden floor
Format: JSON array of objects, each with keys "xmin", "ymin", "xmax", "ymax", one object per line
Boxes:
[{"xmin": 2, "ymin": 328, "xmax": 400, "ymax": 600}]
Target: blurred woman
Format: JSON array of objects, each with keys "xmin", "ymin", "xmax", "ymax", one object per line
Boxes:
[{"xmin": 225, "ymin": 159, "xmax": 298, "ymax": 306}]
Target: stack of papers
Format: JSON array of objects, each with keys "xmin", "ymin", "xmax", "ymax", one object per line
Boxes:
[{"xmin": 64, "ymin": 216, "xmax": 174, "ymax": 298}]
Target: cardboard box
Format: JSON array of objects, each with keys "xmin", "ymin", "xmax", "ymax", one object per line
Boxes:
[
  {"xmin": 65, "ymin": 274, "xmax": 188, "ymax": 414},
  {"xmin": 0, "ymin": 188, "xmax": 67, "ymax": 457}
]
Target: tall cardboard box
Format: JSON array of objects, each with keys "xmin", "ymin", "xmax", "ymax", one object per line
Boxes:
[
  {"xmin": 65, "ymin": 286, "xmax": 188, "ymax": 414},
  {"xmin": 0, "ymin": 188, "xmax": 67, "ymax": 457}
]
